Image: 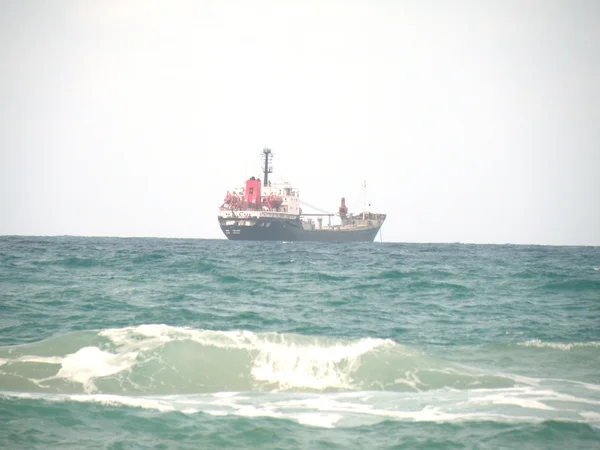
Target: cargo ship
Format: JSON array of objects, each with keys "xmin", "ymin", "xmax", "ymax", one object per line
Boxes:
[{"xmin": 218, "ymin": 148, "xmax": 386, "ymax": 242}]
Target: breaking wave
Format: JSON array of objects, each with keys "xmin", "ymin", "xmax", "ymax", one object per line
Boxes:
[
  {"xmin": 0, "ymin": 325, "xmax": 517, "ymax": 395},
  {"xmin": 2, "ymin": 325, "xmax": 600, "ymax": 429}
]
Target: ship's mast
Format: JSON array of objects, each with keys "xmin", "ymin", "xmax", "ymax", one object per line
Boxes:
[
  {"xmin": 362, "ymin": 180, "xmax": 367, "ymax": 220},
  {"xmin": 262, "ymin": 148, "xmax": 273, "ymax": 187}
]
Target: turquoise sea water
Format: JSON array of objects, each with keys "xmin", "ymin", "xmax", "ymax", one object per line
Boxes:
[{"xmin": 1, "ymin": 236, "xmax": 599, "ymax": 449}]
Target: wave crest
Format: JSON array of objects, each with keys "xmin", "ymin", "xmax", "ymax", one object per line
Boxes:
[
  {"xmin": 0, "ymin": 325, "xmax": 516, "ymax": 395},
  {"xmin": 518, "ymin": 340, "xmax": 600, "ymax": 351}
]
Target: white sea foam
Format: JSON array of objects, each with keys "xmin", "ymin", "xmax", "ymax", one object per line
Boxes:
[
  {"xmin": 98, "ymin": 324, "xmax": 396, "ymax": 391},
  {"xmin": 466, "ymin": 386, "xmax": 600, "ymax": 413},
  {"xmin": 205, "ymin": 410, "xmax": 229, "ymax": 416},
  {"xmin": 293, "ymin": 412, "xmax": 342, "ymax": 428},
  {"xmin": 99, "ymin": 324, "xmax": 396, "ymax": 352},
  {"xmin": 251, "ymin": 337, "xmax": 388, "ymax": 390},
  {"xmin": 535, "ymin": 389, "xmax": 600, "ymax": 406},
  {"xmin": 518, "ymin": 339, "xmax": 600, "ymax": 351},
  {"xmin": 55, "ymin": 346, "xmax": 138, "ymax": 393},
  {"xmin": 502, "ymin": 373, "xmax": 541, "ymax": 387},
  {"xmin": 581, "ymin": 411, "xmax": 600, "ymax": 421},
  {"xmin": 100, "ymin": 325, "xmax": 265, "ymax": 351},
  {"xmin": 212, "ymin": 391, "xmax": 239, "ymax": 398},
  {"xmin": 3, "ymin": 325, "xmax": 598, "ymax": 406},
  {"xmin": 16, "ymin": 355, "xmax": 64, "ymax": 364},
  {"xmin": 0, "ymin": 391, "xmax": 173, "ymax": 412},
  {"xmin": 393, "ymin": 371, "xmax": 422, "ymax": 391},
  {"xmin": 558, "ymin": 379, "xmax": 600, "ymax": 392},
  {"xmin": 0, "ymin": 355, "xmax": 64, "ymax": 366},
  {"xmin": 69, "ymin": 393, "xmax": 176, "ymax": 412},
  {"xmin": 2, "ymin": 389, "xmax": 599, "ymax": 429},
  {"xmin": 469, "ymin": 391, "xmax": 555, "ymax": 411}
]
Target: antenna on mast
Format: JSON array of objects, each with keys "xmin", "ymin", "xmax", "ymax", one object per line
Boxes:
[{"xmin": 261, "ymin": 148, "xmax": 273, "ymax": 187}]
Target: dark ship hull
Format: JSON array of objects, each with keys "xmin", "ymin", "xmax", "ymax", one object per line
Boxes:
[{"xmin": 219, "ymin": 217, "xmax": 381, "ymax": 242}]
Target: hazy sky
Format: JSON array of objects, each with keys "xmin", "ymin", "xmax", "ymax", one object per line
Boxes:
[{"xmin": 1, "ymin": 0, "xmax": 599, "ymax": 245}]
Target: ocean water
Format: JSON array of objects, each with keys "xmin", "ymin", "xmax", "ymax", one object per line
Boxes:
[{"xmin": 1, "ymin": 236, "xmax": 599, "ymax": 449}]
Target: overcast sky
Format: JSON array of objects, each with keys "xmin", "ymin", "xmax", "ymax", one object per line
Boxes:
[{"xmin": 1, "ymin": 0, "xmax": 599, "ymax": 245}]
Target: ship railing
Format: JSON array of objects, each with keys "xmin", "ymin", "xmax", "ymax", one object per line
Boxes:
[{"xmin": 218, "ymin": 210, "xmax": 298, "ymax": 220}]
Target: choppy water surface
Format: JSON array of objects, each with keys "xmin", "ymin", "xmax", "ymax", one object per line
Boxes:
[{"xmin": 1, "ymin": 236, "xmax": 599, "ymax": 448}]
